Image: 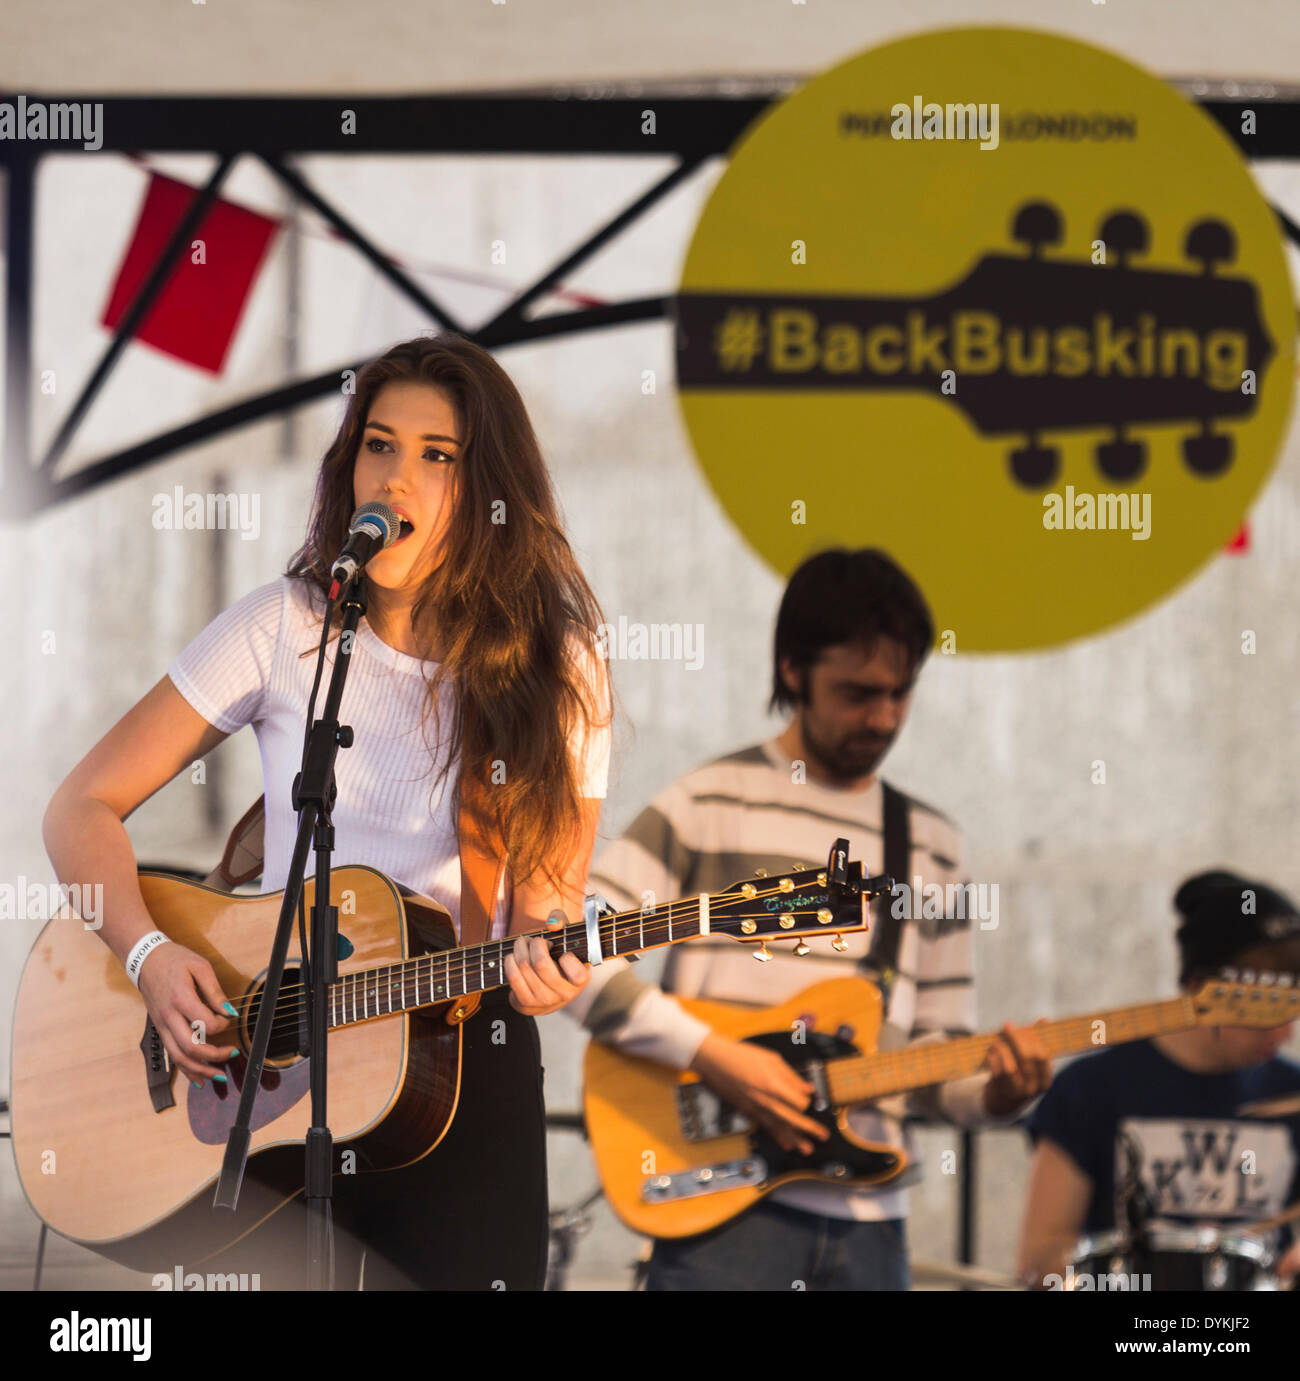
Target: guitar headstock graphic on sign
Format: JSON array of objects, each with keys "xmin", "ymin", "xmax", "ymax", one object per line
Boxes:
[{"xmin": 674, "ymin": 28, "xmax": 1295, "ymax": 651}]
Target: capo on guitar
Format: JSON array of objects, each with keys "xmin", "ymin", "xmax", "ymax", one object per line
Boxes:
[
  {"xmin": 826, "ymin": 837, "xmax": 888, "ymax": 904},
  {"xmin": 828, "ymin": 838, "xmax": 850, "ymax": 889}
]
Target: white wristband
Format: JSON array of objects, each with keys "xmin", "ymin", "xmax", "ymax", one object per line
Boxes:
[{"xmin": 125, "ymin": 930, "xmax": 170, "ymax": 987}]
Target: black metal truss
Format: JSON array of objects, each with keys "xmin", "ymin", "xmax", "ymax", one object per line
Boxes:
[{"xmin": 2, "ymin": 91, "xmax": 1298, "ymax": 515}]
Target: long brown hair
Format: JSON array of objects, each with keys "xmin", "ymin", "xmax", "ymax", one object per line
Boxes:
[{"xmin": 286, "ymin": 333, "xmax": 611, "ymax": 890}]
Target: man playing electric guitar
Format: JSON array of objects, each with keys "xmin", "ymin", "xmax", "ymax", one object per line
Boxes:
[{"xmin": 568, "ymin": 548, "xmax": 1051, "ymax": 1290}]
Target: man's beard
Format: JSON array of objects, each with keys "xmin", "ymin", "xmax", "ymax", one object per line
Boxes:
[{"xmin": 802, "ymin": 718, "xmax": 894, "ymax": 783}]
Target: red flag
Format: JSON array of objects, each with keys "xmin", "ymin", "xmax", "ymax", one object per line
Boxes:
[{"xmin": 101, "ymin": 171, "xmax": 279, "ymax": 374}]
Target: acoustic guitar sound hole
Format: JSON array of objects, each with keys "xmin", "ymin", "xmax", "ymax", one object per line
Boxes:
[{"xmin": 242, "ymin": 965, "xmax": 308, "ymax": 1067}]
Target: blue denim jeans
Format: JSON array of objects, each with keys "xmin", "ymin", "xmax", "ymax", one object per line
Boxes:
[{"xmin": 645, "ymin": 1200, "xmax": 910, "ymax": 1291}]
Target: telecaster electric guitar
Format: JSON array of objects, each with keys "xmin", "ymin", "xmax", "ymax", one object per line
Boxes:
[
  {"xmin": 584, "ymin": 972, "xmax": 1300, "ymax": 1238},
  {"xmin": 11, "ymin": 840, "xmax": 885, "ymax": 1268}
]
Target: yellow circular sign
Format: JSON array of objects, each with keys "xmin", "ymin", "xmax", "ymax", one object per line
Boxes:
[{"xmin": 674, "ymin": 28, "xmax": 1295, "ymax": 651}]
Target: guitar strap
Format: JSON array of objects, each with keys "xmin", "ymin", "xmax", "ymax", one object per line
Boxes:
[
  {"xmin": 453, "ymin": 776, "xmax": 509, "ymax": 946},
  {"xmin": 206, "ymin": 796, "xmax": 268, "ymax": 891},
  {"xmin": 860, "ymin": 781, "xmax": 909, "ymax": 1008},
  {"xmin": 206, "ymin": 780, "xmax": 507, "ymax": 1025},
  {"xmin": 444, "ymin": 773, "xmax": 508, "ymax": 1024}
]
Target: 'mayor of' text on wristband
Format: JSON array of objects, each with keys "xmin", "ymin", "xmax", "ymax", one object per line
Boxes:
[{"xmin": 125, "ymin": 930, "xmax": 170, "ymax": 987}]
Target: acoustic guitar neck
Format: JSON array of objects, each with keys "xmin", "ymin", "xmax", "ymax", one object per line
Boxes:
[{"xmin": 324, "ymin": 849, "xmax": 882, "ymax": 1030}]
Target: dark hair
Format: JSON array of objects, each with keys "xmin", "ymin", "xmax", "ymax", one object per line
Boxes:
[
  {"xmin": 768, "ymin": 548, "xmax": 935, "ymax": 714},
  {"xmin": 286, "ymin": 332, "xmax": 611, "ymax": 890}
]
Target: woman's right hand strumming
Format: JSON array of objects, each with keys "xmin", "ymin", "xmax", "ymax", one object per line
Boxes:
[
  {"xmin": 43, "ymin": 675, "xmax": 238, "ymax": 1087},
  {"xmin": 136, "ymin": 942, "xmax": 239, "ymax": 1088}
]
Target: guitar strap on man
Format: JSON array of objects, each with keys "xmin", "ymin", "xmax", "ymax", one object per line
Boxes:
[
  {"xmin": 206, "ymin": 784, "xmax": 508, "ymax": 1026},
  {"xmin": 860, "ymin": 781, "xmax": 909, "ymax": 1009}
]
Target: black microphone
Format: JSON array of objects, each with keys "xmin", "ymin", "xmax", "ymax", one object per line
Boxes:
[{"xmin": 329, "ymin": 502, "xmax": 399, "ymax": 595}]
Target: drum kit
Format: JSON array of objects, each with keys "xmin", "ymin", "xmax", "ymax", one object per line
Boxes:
[
  {"xmin": 1063, "ymin": 1221, "xmax": 1283, "ymax": 1292},
  {"xmin": 914, "ymin": 1217, "xmax": 1290, "ymax": 1291},
  {"xmin": 1049, "ymin": 1122, "xmax": 1299, "ymax": 1292},
  {"xmin": 913, "ymin": 1191, "xmax": 1300, "ymax": 1292}
]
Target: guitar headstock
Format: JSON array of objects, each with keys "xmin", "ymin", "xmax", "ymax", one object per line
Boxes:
[
  {"xmin": 707, "ymin": 838, "xmax": 892, "ymax": 960},
  {"xmin": 1191, "ymin": 970, "xmax": 1300, "ymax": 1029},
  {"xmin": 958, "ymin": 201, "xmax": 1274, "ymax": 489}
]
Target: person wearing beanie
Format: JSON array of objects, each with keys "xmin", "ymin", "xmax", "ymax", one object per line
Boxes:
[
  {"xmin": 1017, "ymin": 870, "xmax": 1300, "ymax": 1288},
  {"xmin": 567, "ymin": 547, "xmax": 1051, "ymax": 1291}
]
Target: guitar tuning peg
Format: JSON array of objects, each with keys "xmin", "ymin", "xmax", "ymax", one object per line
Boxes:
[
  {"xmin": 1222, "ymin": 967, "xmax": 1239, "ymax": 982},
  {"xmin": 1259, "ymin": 971, "xmax": 1276, "ymax": 988},
  {"xmin": 753, "ymin": 943, "xmax": 773, "ymax": 963},
  {"xmin": 1240, "ymin": 968, "xmax": 1257, "ymax": 986},
  {"xmin": 753, "ymin": 868, "xmax": 768, "ymax": 878},
  {"xmin": 793, "ymin": 941, "xmax": 811, "ymax": 957},
  {"xmin": 792, "ymin": 862, "xmax": 809, "ymax": 872},
  {"xmin": 831, "ymin": 934, "xmax": 848, "ymax": 953}
]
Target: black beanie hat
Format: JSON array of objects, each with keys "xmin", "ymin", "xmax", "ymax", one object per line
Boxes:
[{"xmin": 1174, "ymin": 870, "xmax": 1300, "ymax": 983}]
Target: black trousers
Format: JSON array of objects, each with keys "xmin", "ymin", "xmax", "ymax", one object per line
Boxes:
[{"xmin": 210, "ymin": 990, "xmax": 548, "ymax": 1290}]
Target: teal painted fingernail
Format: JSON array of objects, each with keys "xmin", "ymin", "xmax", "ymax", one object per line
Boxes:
[
  {"xmin": 222, "ymin": 1001, "xmax": 238, "ymax": 1017},
  {"xmin": 191, "ymin": 1080, "xmax": 202, "ymax": 1089},
  {"xmin": 212, "ymin": 1073, "xmax": 228, "ymax": 1083}
]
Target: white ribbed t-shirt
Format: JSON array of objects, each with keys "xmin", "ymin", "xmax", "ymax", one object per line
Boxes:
[{"xmin": 167, "ymin": 576, "xmax": 610, "ymax": 939}]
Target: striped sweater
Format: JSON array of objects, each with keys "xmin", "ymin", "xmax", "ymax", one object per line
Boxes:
[{"xmin": 568, "ymin": 738, "xmax": 996, "ymax": 1222}]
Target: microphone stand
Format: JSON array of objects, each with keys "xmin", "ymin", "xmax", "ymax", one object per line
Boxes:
[{"xmin": 213, "ymin": 574, "xmax": 368, "ymax": 1290}]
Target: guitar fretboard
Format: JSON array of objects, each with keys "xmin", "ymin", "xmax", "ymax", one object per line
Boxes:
[
  {"xmin": 325, "ymin": 897, "xmax": 710, "ymax": 1028},
  {"xmin": 825, "ymin": 996, "xmax": 1199, "ymax": 1103}
]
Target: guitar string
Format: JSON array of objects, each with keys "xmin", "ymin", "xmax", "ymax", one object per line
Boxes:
[
  {"xmin": 830, "ymin": 992, "xmax": 1300, "ymax": 1098},
  {"xmin": 250, "ymin": 975, "xmax": 1297, "ymax": 1053},
  {"xmin": 214, "ymin": 876, "xmax": 835, "ymax": 1012},
  {"xmin": 219, "ymin": 902, "xmax": 867, "ymax": 1030},
  {"xmin": 183, "ymin": 876, "xmax": 1296, "ymax": 1048},
  {"xmin": 829, "ymin": 997, "xmax": 1300, "ymax": 1097},
  {"xmin": 207, "ymin": 940, "xmax": 1296, "ymax": 1054},
  {"xmin": 204, "ymin": 878, "xmax": 867, "ymax": 1030}
]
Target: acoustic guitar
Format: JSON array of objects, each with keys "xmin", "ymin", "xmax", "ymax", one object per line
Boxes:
[
  {"xmin": 11, "ymin": 840, "xmax": 884, "ymax": 1269},
  {"xmin": 584, "ymin": 972, "xmax": 1300, "ymax": 1238}
]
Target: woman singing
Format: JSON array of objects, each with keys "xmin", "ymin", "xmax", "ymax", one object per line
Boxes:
[{"xmin": 42, "ymin": 333, "xmax": 612, "ymax": 1289}]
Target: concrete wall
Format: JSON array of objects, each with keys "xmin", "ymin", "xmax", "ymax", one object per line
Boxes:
[{"xmin": 2, "ymin": 0, "xmax": 1299, "ymax": 1290}]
